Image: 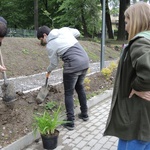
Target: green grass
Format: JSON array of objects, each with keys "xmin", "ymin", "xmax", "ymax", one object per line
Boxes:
[{"xmin": 81, "ymin": 39, "xmax": 123, "ymax": 62}]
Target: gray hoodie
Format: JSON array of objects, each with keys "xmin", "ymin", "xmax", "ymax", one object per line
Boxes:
[{"xmin": 46, "ymin": 27, "xmax": 89, "ymax": 73}]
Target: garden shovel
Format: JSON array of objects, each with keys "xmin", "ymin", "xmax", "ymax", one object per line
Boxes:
[
  {"xmin": 0, "ymin": 46, "xmax": 16, "ymax": 103},
  {"xmin": 36, "ymin": 72, "xmax": 50, "ymax": 104}
]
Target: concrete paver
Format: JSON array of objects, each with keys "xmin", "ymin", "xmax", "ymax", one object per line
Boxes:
[{"xmin": 23, "ymin": 98, "xmax": 118, "ymax": 150}]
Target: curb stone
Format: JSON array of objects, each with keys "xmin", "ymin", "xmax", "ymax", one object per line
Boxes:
[{"xmin": 1, "ymin": 89, "xmax": 113, "ymax": 150}]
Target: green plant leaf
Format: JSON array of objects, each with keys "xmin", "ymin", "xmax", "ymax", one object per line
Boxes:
[{"xmin": 32, "ymin": 105, "xmax": 67, "ymax": 136}]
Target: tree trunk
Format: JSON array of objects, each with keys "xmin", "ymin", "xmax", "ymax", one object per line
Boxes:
[
  {"xmin": 117, "ymin": 0, "xmax": 130, "ymax": 40},
  {"xmin": 81, "ymin": 6, "xmax": 89, "ymax": 37},
  {"xmin": 0, "ymin": 1, "xmax": 1, "ymax": 14},
  {"xmin": 106, "ymin": 0, "xmax": 114, "ymax": 39},
  {"xmin": 34, "ymin": 0, "xmax": 38, "ymax": 32},
  {"xmin": 43, "ymin": 0, "xmax": 48, "ymax": 10},
  {"xmin": 100, "ymin": 0, "xmax": 114, "ymax": 39}
]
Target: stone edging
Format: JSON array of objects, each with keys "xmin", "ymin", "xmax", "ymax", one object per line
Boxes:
[{"xmin": 1, "ymin": 89, "xmax": 113, "ymax": 150}]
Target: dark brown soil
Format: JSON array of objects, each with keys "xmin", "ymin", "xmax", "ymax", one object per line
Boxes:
[{"xmin": 0, "ymin": 70, "xmax": 116, "ymax": 148}]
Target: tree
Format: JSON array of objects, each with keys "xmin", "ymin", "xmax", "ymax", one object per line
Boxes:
[
  {"xmin": 1, "ymin": 0, "xmax": 133, "ymax": 39},
  {"xmin": 100, "ymin": 0, "xmax": 114, "ymax": 39},
  {"xmin": 117, "ymin": 0, "xmax": 130, "ymax": 40},
  {"xmin": 57, "ymin": 0, "xmax": 101, "ymax": 37},
  {"xmin": 34, "ymin": 0, "xmax": 38, "ymax": 31},
  {"xmin": 103, "ymin": 0, "xmax": 114, "ymax": 39},
  {"xmin": 0, "ymin": 0, "xmax": 34, "ymax": 29},
  {"xmin": 36, "ymin": 0, "xmax": 62, "ymax": 28},
  {"xmin": 106, "ymin": 0, "xmax": 114, "ymax": 39}
]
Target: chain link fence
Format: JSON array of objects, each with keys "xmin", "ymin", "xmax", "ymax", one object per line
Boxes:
[{"xmin": 6, "ymin": 28, "xmax": 36, "ymax": 37}]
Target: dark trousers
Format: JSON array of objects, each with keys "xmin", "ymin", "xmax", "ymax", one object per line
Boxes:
[{"xmin": 63, "ymin": 69, "xmax": 88, "ymax": 121}]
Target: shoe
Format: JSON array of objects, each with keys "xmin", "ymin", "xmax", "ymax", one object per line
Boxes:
[
  {"xmin": 78, "ymin": 113, "xmax": 89, "ymax": 121},
  {"xmin": 63, "ymin": 120, "xmax": 74, "ymax": 130}
]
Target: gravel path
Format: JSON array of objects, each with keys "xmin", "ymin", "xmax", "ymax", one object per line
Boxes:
[{"xmin": 0, "ymin": 61, "xmax": 115, "ymax": 96}]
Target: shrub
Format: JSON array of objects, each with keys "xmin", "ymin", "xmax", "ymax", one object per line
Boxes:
[
  {"xmin": 109, "ymin": 62, "xmax": 118, "ymax": 71},
  {"xmin": 101, "ymin": 68, "xmax": 112, "ymax": 79},
  {"xmin": 84, "ymin": 77, "xmax": 91, "ymax": 90},
  {"xmin": 101, "ymin": 61, "xmax": 118, "ymax": 79}
]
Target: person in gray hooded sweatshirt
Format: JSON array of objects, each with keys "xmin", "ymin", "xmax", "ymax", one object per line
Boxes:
[{"xmin": 37, "ymin": 26, "xmax": 89, "ymax": 130}]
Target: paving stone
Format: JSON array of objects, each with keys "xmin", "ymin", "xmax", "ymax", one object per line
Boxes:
[
  {"xmin": 88, "ymin": 139, "xmax": 98, "ymax": 147},
  {"xmin": 98, "ymin": 137, "xmax": 109, "ymax": 144},
  {"xmin": 103, "ymin": 141, "xmax": 114, "ymax": 149},
  {"xmin": 77, "ymin": 127, "xmax": 87, "ymax": 133},
  {"xmin": 87, "ymin": 126, "xmax": 97, "ymax": 132},
  {"xmin": 91, "ymin": 143, "xmax": 103, "ymax": 150},
  {"xmin": 92, "ymin": 129, "xmax": 100, "ymax": 135},
  {"xmin": 72, "ymin": 137, "xmax": 83, "ymax": 144},
  {"xmin": 76, "ymin": 140, "xmax": 87, "ymax": 149},
  {"xmin": 84, "ymin": 134, "xmax": 95, "ymax": 141},
  {"xmin": 62, "ymin": 138, "xmax": 72, "ymax": 144},
  {"xmin": 72, "ymin": 148, "xmax": 79, "ymax": 150},
  {"xmin": 82, "ymin": 146, "xmax": 91, "ymax": 150},
  {"xmin": 70, "ymin": 133, "xmax": 80, "ymax": 139},
  {"xmin": 110, "ymin": 146, "xmax": 117, "ymax": 150},
  {"xmin": 95, "ymin": 133, "xmax": 103, "ymax": 140}
]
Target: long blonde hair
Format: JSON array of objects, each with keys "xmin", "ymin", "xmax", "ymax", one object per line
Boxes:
[{"xmin": 124, "ymin": 2, "xmax": 150, "ymax": 41}]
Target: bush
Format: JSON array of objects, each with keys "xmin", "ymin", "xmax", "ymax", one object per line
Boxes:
[{"xmin": 101, "ymin": 61, "xmax": 118, "ymax": 79}]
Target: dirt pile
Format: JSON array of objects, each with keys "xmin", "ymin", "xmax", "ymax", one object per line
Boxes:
[{"xmin": 0, "ymin": 70, "xmax": 116, "ymax": 148}]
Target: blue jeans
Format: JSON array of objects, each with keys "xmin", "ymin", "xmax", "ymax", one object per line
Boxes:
[
  {"xmin": 63, "ymin": 69, "xmax": 88, "ymax": 121},
  {"xmin": 118, "ymin": 139, "xmax": 150, "ymax": 150}
]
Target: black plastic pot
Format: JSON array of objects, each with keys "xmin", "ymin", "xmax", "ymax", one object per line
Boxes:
[{"xmin": 41, "ymin": 130, "xmax": 59, "ymax": 150}]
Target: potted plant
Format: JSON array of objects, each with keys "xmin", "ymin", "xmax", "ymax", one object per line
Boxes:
[{"xmin": 33, "ymin": 106, "xmax": 66, "ymax": 149}]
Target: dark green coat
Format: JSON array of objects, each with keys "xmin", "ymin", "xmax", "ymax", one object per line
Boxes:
[{"xmin": 104, "ymin": 31, "xmax": 150, "ymax": 141}]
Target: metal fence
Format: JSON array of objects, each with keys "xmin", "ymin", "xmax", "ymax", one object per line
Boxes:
[{"xmin": 6, "ymin": 28, "xmax": 36, "ymax": 37}]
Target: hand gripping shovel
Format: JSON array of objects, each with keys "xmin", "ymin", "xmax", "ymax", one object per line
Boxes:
[
  {"xmin": 0, "ymin": 47, "xmax": 16, "ymax": 103},
  {"xmin": 36, "ymin": 72, "xmax": 50, "ymax": 104}
]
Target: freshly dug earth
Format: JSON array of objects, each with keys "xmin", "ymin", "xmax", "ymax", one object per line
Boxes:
[
  {"xmin": 0, "ymin": 37, "xmax": 121, "ymax": 148},
  {"xmin": 0, "ymin": 70, "xmax": 116, "ymax": 148}
]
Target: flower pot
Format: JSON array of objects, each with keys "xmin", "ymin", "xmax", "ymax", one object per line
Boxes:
[{"xmin": 41, "ymin": 130, "xmax": 59, "ymax": 150}]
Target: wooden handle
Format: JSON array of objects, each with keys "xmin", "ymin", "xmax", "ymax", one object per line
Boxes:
[
  {"xmin": 0, "ymin": 47, "xmax": 7, "ymax": 84},
  {"xmin": 46, "ymin": 72, "xmax": 50, "ymax": 78},
  {"xmin": 0, "ymin": 47, "xmax": 4, "ymax": 66},
  {"xmin": 45, "ymin": 72, "xmax": 50, "ymax": 87}
]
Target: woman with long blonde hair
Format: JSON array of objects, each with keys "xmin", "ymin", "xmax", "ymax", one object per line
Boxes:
[{"xmin": 104, "ymin": 2, "xmax": 150, "ymax": 150}]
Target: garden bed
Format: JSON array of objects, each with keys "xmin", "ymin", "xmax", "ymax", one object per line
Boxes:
[{"xmin": 0, "ymin": 70, "xmax": 116, "ymax": 148}]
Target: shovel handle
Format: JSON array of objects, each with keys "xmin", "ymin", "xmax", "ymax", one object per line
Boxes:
[
  {"xmin": 0, "ymin": 47, "xmax": 7, "ymax": 84},
  {"xmin": 0, "ymin": 48, "xmax": 4, "ymax": 66},
  {"xmin": 45, "ymin": 72, "xmax": 50, "ymax": 86},
  {"xmin": 46, "ymin": 72, "xmax": 50, "ymax": 78},
  {"xmin": 2, "ymin": 71, "xmax": 7, "ymax": 84}
]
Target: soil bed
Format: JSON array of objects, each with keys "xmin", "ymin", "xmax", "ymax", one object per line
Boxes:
[{"xmin": 0, "ymin": 70, "xmax": 116, "ymax": 148}]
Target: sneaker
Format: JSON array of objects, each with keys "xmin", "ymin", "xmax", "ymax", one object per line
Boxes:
[
  {"xmin": 63, "ymin": 120, "xmax": 74, "ymax": 130},
  {"xmin": 78, "ymin": 113, "xmax": 89, "ymax": 121}
]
